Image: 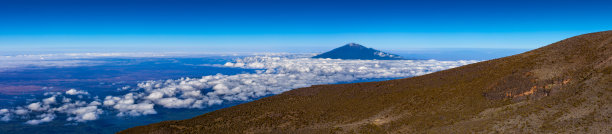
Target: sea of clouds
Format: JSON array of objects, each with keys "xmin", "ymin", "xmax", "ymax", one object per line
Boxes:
[
  {"xmin": 0, "ymin": 53, "xmax": 478, "ymax": 125},
  {"xmin": 0, "ymin": 52, "xmax": 253, "ymax": 72}
]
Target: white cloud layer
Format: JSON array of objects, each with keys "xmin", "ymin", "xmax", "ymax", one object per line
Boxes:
[
  {"xmin": 1, "ymin": 54, "xmax": 478, "ymax": 125},
  {"xmin": 0, "ymin": 52, "xmax": 254, "ymax": 72}
]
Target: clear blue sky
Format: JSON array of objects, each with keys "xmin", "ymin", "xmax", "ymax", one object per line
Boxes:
[{"xmin": 1, "ymin": 0, "xmax": 611, "ymax": 52}]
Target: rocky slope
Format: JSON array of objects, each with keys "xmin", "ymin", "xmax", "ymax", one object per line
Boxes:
[{"xmin": 120, "ymin": 31, "xmax": 612, "ymax": 133}]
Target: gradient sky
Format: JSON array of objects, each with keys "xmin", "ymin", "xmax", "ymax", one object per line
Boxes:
[{"xmin": 1, "ymin": 0, "xmax": 611, "ymax": 52}]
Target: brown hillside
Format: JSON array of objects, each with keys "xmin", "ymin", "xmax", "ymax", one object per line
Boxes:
[{"xmin": 120, "ymin": 31, "xmax": 612, "ymax": 133}]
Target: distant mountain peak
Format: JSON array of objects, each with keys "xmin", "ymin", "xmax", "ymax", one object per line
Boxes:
[{"xmin": 312, "ymin": 43, "xmax": 404, "ymax": 60}]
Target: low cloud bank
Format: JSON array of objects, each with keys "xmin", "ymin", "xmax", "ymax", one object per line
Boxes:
[
  {"xmin": 0, "ymin": 52, "xmax": 254, "ymax": 72},
  {"xmin": 0, "ymin": 54, "xmax": 478, "ymax": 125}
]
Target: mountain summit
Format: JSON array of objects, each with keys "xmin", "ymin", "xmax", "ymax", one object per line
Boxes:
[{"xmin": 312, "ymin": 43, "xmax": 404, "ymax": 60}]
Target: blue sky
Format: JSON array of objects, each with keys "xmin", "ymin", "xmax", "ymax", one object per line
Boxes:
[{"xmin": 1, "ymin": 0, "xmax": 611, "ymax": 52}]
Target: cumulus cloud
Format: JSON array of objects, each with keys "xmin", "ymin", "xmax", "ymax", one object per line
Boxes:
[
  {"xmin": 43, "ymin": 92, "xmax": 61, "ymax": 96},
  {"xmin": 62, "ymin": 97, "xmax": 72, "ymax": 103},
  {"xmin": 89, "ymin": 101, "xmax": 102, "ymax": 106},
  {"xmin": 65, "ymin": 89, "xmax": 88, "ymax": 95},
  {"xmin": 27, "ymin": 102, "xmax": 48, "ymax": 111},
  {"xmin": 156, "ymin": 98, "xmax": 196, "ymax": 108},
  {"xmin": 42, "ymin": 96, "xmax": 57, "ymax": 105},
  {"xmin": 104, "ymin": 93, "xmax": 157, "ymax": 116},
  {"xmin": 1, "ymin": 114, "xmax": 10, "ymax": 122},
  {"xmin": 2, "ymin": 54, "xmax": 478, "ymax": 125},
  {"xmin": 25, "ymin": 113, "xmax": 55, "ymax": 125},
  {"xmin": 14, "ymin": 108, "xmax": 29, "ymax": 115},
  {"xmin": 0, "ymin": 109, "xmax": 10, "ymax": 122},
  {"xmin": 65, "ymin": 106, "xmax": 103, "ymax": 122}
]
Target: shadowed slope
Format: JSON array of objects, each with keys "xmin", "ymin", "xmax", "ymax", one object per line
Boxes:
[{"xmin": 121, "ymin": 31, "xmax": 612, "ymax": 133}]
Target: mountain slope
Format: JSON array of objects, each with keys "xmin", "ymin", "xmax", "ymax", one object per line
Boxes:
[
  {"xmin": 120, "ymin": 31, "xmax": 612, "ymax": 133},
  {"xmin": 312, "ymin": 43, "xmax": 404, "ymax": 60}
]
